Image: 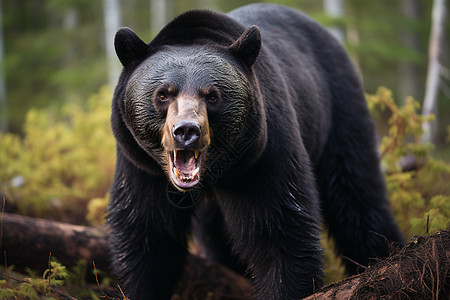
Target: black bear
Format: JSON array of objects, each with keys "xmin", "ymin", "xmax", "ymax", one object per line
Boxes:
[{"xmin": 108, "ymin": 3, "xmax": 404, "ymax": 300}]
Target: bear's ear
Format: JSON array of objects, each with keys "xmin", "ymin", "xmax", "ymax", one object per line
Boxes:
[
  {"xmin": 115, "ymin": 27, "xmax": 150, "ymax": 67},
  {"xmin": 229, "ymin": 25, "xmax": 261, "ymax": 68}
]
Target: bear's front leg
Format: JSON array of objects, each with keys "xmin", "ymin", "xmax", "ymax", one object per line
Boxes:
[
  {"xmin": 223, "ymin": 196, "xmax": 323, "ymax": 299},
  {"xmin": 112, "ymin": 231, "xmax": 189, "ymax": 299},
  {"xmin": 255, "ymin": 211, "xmax": 322, "ymax": 299},
  {"xmin": 108, "ymin": 159, "xmax": 192, "ymax": 300},
  {"xmin": 217, "ymin": 167, "xmax": 323, "ymax": 299}
]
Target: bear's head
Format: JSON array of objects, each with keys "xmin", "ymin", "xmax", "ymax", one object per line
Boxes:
[{"xmin": 112, "ymin": 23, "xmax": 265, "ymax": 191}]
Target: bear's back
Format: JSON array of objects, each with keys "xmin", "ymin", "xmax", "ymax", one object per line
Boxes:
[
  {"xmin": 227, "ymin": 3, "xmax": 336, "ymax": 56},
  {"xmin": 228, "ymin": 3, "xmax": 361, "ymax": 164}
]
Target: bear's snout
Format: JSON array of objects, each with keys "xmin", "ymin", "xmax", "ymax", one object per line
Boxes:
[
  {"xmin": 162, "ymin": 96, "xmax": 210, "ymax": 152},
  {"xmin": 160, "ymin": 96, "xmax": 211, "ymax": 190},
  {"xmin": 172, "ymin": 120, "xmax": 201, "ymax": 148}
]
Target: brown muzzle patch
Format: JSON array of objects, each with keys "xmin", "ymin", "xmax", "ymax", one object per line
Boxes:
[{"xmin": 162, "ymin": 96, "xmax": 210, "ymax": 190}]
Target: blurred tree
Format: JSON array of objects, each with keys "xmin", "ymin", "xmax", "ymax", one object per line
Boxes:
[
  {"xmin": 345, "ymin": 0, "xmax": 428, "ymax": 94},
  {"xmin": 0, "ymin": 0, "xmax": 6, "ymax": 132},
  {"xmin": 399, "ymin": 0, "xmax": 421, "ymax": 102},
  {"xmin": 422, "ymin": 0, "xmax": 446, "ymax": 144},
  {"xmin": 103, "ymin": 0, "xmax": 122, "ymax": 88},
  {"xmin": 324, "ymin": 0, "xmax": 344, "ymax": 44},
  {"xmin": 150, "ymin": 0, "xmax": 173, "ymax": 34},
  {"xmin": 0, "ymin": 0, "xmax": 448, "ymax": 151},
  {"xmin": 3, "ymin": 0, "xmax": 107, "ymax": 132}
]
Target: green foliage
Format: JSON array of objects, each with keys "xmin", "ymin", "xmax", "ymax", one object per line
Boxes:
[
  {"xmin": 367, "ymin": 87, "xmax": 450, "ymax": 237},
  {"xmin": 0, "ymin": 259, "xmax": 117, "ymax": 299},
  {"xmin": 321, "ymin": 234, "xmax": 346, "ymax": 284},
  {"xmin": 0, "ymin": 260, "xmax": 67, "ymax": 300},
  {"xmin": 324, "ymin": 87, "xmax": 450, "ymax": 284},
  {"xmin": 366, "ymin": 87, "xmax": 434, "ymax": 172},
  {"xmin": 0, "ymin": 279, "xmax": 16, "ymax": 299},
  {"xmin": 43, "ymin": 260, "xmax": 69, "ymax": 287},
  {"xmin": 86, "ymin": 194, "xmax": 110, "ymax": 226},
  {"xmin": 64, "ymin": 260, "xmax": 87, "ymax": 287},
  {"xmin": 0, "ymin": 87, "xmax": 115, "ymax": 224}
]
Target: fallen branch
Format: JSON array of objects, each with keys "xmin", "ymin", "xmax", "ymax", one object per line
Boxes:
[
  {"xmin": 1, "ymin": 213, "xmax": 448, "ymax": 299},
  {"xmin": 0, "ymin": 213, "xmax": 110, "ymax": 277}
]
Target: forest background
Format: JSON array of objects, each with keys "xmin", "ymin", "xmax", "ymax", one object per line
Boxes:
[{"xmin": 0, "ymin": 0, "xmax": 449, "ymax": 299}]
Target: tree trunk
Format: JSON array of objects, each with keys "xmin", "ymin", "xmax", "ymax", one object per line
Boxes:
[
  {"xmin": 324, "ymin": 0, "xmax": 345, "ymax": 44},
  {"xmin": 103, "ymin": 0, "xmax": 122, "ymax": 89},
  {"xmin": 0, "ymin": 213, "xmax": 111, "ymax": 280},
  {"xmin": 421, "ymin": 0, "xmax": 446, "ymax": 143},
  {"xmin": 1, "ymin": 213, "xmax": 448, "ymax": 299}
]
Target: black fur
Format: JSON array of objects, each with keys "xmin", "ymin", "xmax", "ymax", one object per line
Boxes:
[{"xmin": 108, "ymin": 4, "xmax": 404, "ymax": 300}]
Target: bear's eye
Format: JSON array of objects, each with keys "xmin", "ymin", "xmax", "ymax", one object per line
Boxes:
[
  {"xmin": 208, "ymin": 95, "xmax": 217, "ymax": 103},
  {"xmin": 158, "ymin": 93, "xmax": 168, "ymax": 101}
]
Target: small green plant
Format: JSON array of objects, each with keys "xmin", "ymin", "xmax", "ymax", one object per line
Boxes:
[
  {"xmin": 0, "ymin": 279, "xmax": 16, "ymax": 299},
  {"xmin": 0, "ymin": 257, "xmax": 68, "ymax": 300},
  {"xmin": 0, "ymin": 258, "xmax": 117, "ymax": 299},
  {"xmin": 43, "ymin": 259, "xmax": 69, "ymax": 288}
]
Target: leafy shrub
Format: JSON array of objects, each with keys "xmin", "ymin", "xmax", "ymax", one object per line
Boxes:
[
  {"xmin": 324, "ymin": 87, "xmax": 450, "ymax": 283},
  {"xmin": 367, "ymin": 87, "xmax": 450, "ymax": 237},
  {"xmin": 0, "ymin": 87, "xmax": 115, "ymax": 224}
]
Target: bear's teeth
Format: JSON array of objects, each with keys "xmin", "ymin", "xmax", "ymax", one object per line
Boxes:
[
  {"xmin": 195, "ymin": 150, "xmax": 199, "ymax": 159},
  {"xmin": 174, "ymin": 167, "xmax": 181, "ymax": 179},
  {"xmin": 173, "ymin": 166, "xmax": 200, "ymax": 183},
  {"xmin": 173, "ymin": 166, "xmax": 200, "ymax": 181},
  {"xmin": 192, "ymin": 167, "xmax": 200, "ymax": 178}
]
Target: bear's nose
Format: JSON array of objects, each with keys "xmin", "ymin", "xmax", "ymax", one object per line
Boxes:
[{"xmin": 173, "ymin": 120, "xmax": 201, "ymax": 147}]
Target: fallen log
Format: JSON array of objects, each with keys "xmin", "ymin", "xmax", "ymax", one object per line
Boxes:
[
  {"xmin": 0, "ymin": 212, "xmax": 252, "ymax": 298},
  {"xmin": 0, "ymin": 212, "xmax": 111, "ymax": 281},
  {"xmin": 1, "ymin": 212, "xmax": 448, "ymax": 299},
  {"xmin": 303, "ymin": 231, "xmax": 450, "ymax": 299}
]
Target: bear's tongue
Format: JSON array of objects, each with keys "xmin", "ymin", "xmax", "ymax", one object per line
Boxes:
[
  {"xmin": 174, "ymin": 150, "xmax": 197, "ymax": 173},
  {"xmin": 172, "ymin": 150, "xmax": 200, "ymax": 186}
]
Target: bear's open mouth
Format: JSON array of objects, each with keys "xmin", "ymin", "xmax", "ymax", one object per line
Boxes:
[{"xmin": 168, "ymin": 149, "xmax": 202, "ymax": 190}]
